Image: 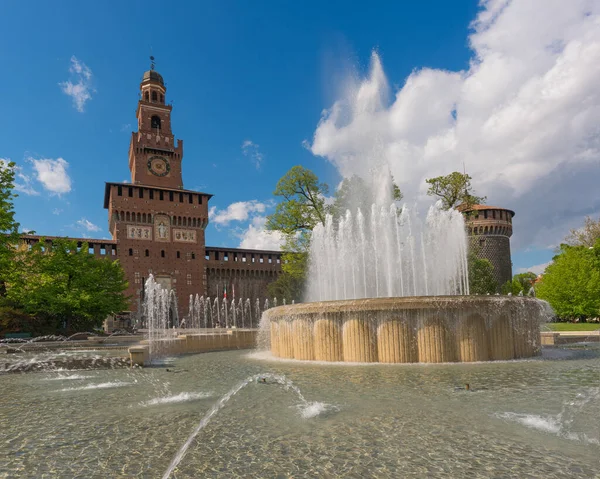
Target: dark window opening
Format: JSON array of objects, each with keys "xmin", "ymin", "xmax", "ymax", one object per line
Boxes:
[
  {"xmin": 198, "ymin": 195, "xmax": 203, "ymax": 204},
  {"xmin": 128, "ymin": 248, "xmax": 133, "ymax": 256},
  {"xmin": 145, "ymin": 249, "xmax": 149, "ymax": 257},
  {"xmin": 117, "ymin": 186, "xmax": 122, "ymax": 196},
  {"xmin": 191, "ymin": 253, "xmax": 195, "ymax": 260},
  {"xmin": 188, "ymin": 194, "xmax": 193, "ymax": 204},
  {"xmin": 144, "ymin": 91, "xmax": 149, "ymax": 101},
  {"xmin": 139, "ymin": 188, "xmax": 143, "ymax": 199},
  {"xmin": 151, "ymin": 115, "xmax": 161, "ymax": 130},
  {"xmin": 169, "ymin": 191, "xmax": 174, "ymax": 201},
  {"xmin": 179, "ymin": 193, "xmax": 183, "ymax": 202},
  {"xmin": 160, "ymin": 94, "xmax": 164, "ymax": 103},
  {"xmin": 149, "ymin": 189, "xmax": 154, "ymax": 200},
  {"xmin": 128, "ymin": 187, "xmax": 133, "ymax": 197},
  {"xmin": 159, "ymin": 190, "xmax": 164, "ymax": 201},
  {"xmin": 177, "ymin": 251, "xmax": 180, "ymax": 259},
  {"xmin": 151, "ymin": 91, "xmax": 157, "ymax": 102},
  {"xmin": 484, "ymin": 210, "xmax": 488, "ymax": 219},
  {"xmin": 161, "ymin": 250, "xmax": 165, "ymax": 258}
]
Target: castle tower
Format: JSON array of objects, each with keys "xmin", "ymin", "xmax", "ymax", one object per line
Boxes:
[
  {"xmin": 129, "ymin": 57, "xmax": 183, "ymax": 189},
  {"xmin": 462, "ymin": 205, "xmax": 515, "ymax": 290},
  {"xmin": 103, "ymin": 59, "xmax": 211, "ymax": 320}
]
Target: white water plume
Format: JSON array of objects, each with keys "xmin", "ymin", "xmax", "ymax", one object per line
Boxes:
[
  {"xmin": 306, "ymin": 200, "xmax": 469, "ymax": 301},
  {"xmin": 162, "ymin": 373, "xmax": 317, "ymax": 479}
]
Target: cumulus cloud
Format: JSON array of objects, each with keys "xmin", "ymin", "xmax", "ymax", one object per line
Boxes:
[
  {"xmin": 76, "ymin": 218, "xmax": 101, "ymax": 232},
  {"xmin": 308, "ymin": 0, "xmax": 600, "ymax": 251},
  {"xmin": 59, "ymin": 56, "xmax": 94, "ymax": 112},
  {"xmin": 241, "ymin": 140, "xmax": 265, "ymax": 168},
  {"xmin": 516, "ymin": 261, "xmax": 551, "ymax": 275},
  {"xmin": 29, "ymin": 157, "xmax": 72, "ymax": 194},
  {"xmin": 238, "ymin": 216, "xmax": 284, "ymax": 250},
  {"xmin": 209, "ymin": 200, "xmax": 271, "ymax": 226}
]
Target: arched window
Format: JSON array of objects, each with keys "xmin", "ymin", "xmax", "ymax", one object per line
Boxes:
[
  {"xmin": 144, "ymin": 91, "xmax": 149, "ymax": 101},
  {"xmin": 151, "ymin": 91, "xmax": 157, "ymax": 102},
  {"xmin": 145, "ymin": 249, "xmax": 149, "ymax": 257},
  {"xmin": 151, "ymin": 115, "xmax": 161, "ymax": 130},
  {"xmin": 161, "ymin": 250, "xmax": 165, "ymax": 258},
  {"xmin": 128, "ymin": 248, "xmax": 133, "ymax": 256}
]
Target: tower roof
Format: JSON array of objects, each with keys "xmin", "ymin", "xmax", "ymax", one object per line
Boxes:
[{"xmin": 142, "ymin": 69, "xmax": 164, "ymax": 86}]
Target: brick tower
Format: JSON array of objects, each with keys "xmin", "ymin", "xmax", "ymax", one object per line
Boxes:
[
  {"xmin": 462, "ymin": 205, "xmax": 515, "ymax": 290},
  {"xmin": 104, "ymin": 59, "xmax": 212, "ymax": 321}
]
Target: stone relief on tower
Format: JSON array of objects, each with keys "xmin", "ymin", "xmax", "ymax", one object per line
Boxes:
[
  {"xmin": 154, "ymin": 214, "xmax": 171, "ymax": 242},
  {"xmin": 127, "ymin": 225, "xmax": 152, "ymax": 240},
  {"xmin": 173, "ymin": 229, "xmax": 196, "ymax": 243}
]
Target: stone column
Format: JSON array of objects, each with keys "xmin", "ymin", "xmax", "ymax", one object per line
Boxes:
[
  {"xmin": 457, "ymin": 314, "xmax": 490, "ymax": 362},
  {"xmin": 489, "ymin": 315, "xmax": 514, "ymax": 360},
  {"xmin": 313, "ymin": 317, "xmax": 342, "ymax": 362},
  {"xmin": 417, "ymin": 315, "xmax": 456, "ymax": 363},
  {"xmin": 277, "ymin": 320, "xmax": 294, "ymax": 358},
  {"xmin": 377, "ymin": 319, "xmax": 417, "ymax": 363},
  {"xmin": 342, "ymin": 318, "xmax": 376, "ymax": 362},
  {"xmin": 292, "ymin": 318, "xmax": 314, "ymax": 360}
]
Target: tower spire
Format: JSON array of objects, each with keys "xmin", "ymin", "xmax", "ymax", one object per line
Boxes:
[{"xmin": 150, "ymin": 55, "xmax": 155, "ymax": 71}]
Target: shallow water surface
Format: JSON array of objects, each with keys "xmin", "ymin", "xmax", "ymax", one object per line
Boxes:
[{"xmin": 1, "ymin": 345, "xmax": 599, "ymax": 478}]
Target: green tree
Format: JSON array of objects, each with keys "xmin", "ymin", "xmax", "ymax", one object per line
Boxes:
[
  {"xmin": 426, "ymin": 171, "xmax": 486, "ymax": 210},
  {"xmin": 536, "ymin": 242, "xmax": 600, "ymax": 320},
  {"xmin": 564, "ymin": 216, "xmax": 600, "ymax": 248},
  {"xmin": 267, "ymin": 272, "xmax": 304, "ymax": 304},
  {"xmin": 266, "ymin": 166, "xmax": 330, "ymax": 298},
  {"xmin": 501, "ymin": 272, "xmax": 537, "ymax": 295},
  {"xmin": 5, "ymin": 239, "xmax": 129, "ymax": 332},
  {"xmin": 468, "ymin": 252, "xmax": 498, "ymax": 294},
  {"xmin": 0, "ymin": 161, "xmax": 20, "ymax": 293}
]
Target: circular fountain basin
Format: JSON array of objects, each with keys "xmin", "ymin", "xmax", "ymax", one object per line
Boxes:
[{"xmin": 264, "ymin": 296, "xmax": 547, "ymax": 363}]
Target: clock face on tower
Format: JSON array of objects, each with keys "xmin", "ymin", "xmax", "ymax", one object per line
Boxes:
[{"xmin": 147, "ymin": 156, "xmax": 171, "ymax": 177}]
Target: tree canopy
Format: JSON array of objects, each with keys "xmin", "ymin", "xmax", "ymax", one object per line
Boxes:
[
  {"xmin": 501, "ymin": 272, "xmax": 537, "ymax": 295},
  {"xmin": 426, "ymin": 171, "xmax": 486, "ymax": 210},
  {"xmin": 5, "ymin": 239, "xmax": 130, "ymax": 332},
  {"xmin": 0, "ymin": 161, "xmax": 20, "ymax": 288},
  {"xmin": 468, "ymin": 251, "xmax": 498, "ymax": 294},
  {"xmin": 536, "ymin": 242, "xmax": 600, "ymax": 320},
  {"xmin": 564, "ymin": 216, "xmax": 600, "ymax": 248}
]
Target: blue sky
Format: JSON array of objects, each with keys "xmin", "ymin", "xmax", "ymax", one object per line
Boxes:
[{"xmin": 2, "ymin": 0, "xmax": 599, "ymax": 275}]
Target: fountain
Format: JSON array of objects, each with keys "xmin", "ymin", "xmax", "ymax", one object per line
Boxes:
[{"xmin": 262, "ymin": 197, "xmax": 551, "ymax": 363}]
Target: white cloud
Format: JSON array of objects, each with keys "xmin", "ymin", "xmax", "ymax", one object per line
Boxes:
[
  {"xmin": 29, "ymin": 157, "xmax": 72, "ymax": 194},
  {"xmin": 21, "ymin": 228, "xmax": 35, "ymax": 234},
  {"xmin": 308, "ymin": 0, "xmax": 600, "ymax": 251},
  {"xmin": 241, "ymin": 140, "xmax": 265, "ymax": 168},
  {"xmin": 209, "ymin": 200, "xmax": 271, "ymax": 226},
  {"xmin": 76, "ymin": 218, "xmax": 101, "ymax": 232},
  {"xmin": 59, "ymin": 56, "xmax": 94, "ymax": 112},
  {"xmin": 238, "ymin": 216, "xmax": 284, "ymax": 250},
  {"xmin": 52, "ymin": 208, "xmax": 63, "ymax": 215},
  {"xmin": 516, "ymin": 261, "xmax": 551, "ymax": 275}
]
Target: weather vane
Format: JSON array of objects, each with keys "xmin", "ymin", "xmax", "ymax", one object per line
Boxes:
[{"xmin": 150, "ymin": 55, "xmax": 155, "ymax": 70}]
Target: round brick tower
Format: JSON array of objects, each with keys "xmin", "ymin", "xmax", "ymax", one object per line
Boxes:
[{"xmin": 461, "ymin": 205, "xmax": 515, "ymax": 290}]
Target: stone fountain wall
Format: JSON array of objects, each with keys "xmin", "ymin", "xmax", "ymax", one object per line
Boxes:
[{"xmin": 263, "ymin": 297, "xmax": 546, "ymax": 363}]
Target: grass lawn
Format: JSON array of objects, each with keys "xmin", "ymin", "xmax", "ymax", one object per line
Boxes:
[{"xmin": 546, "ymin": 323, "xmax": 600, "ymax": 332}]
